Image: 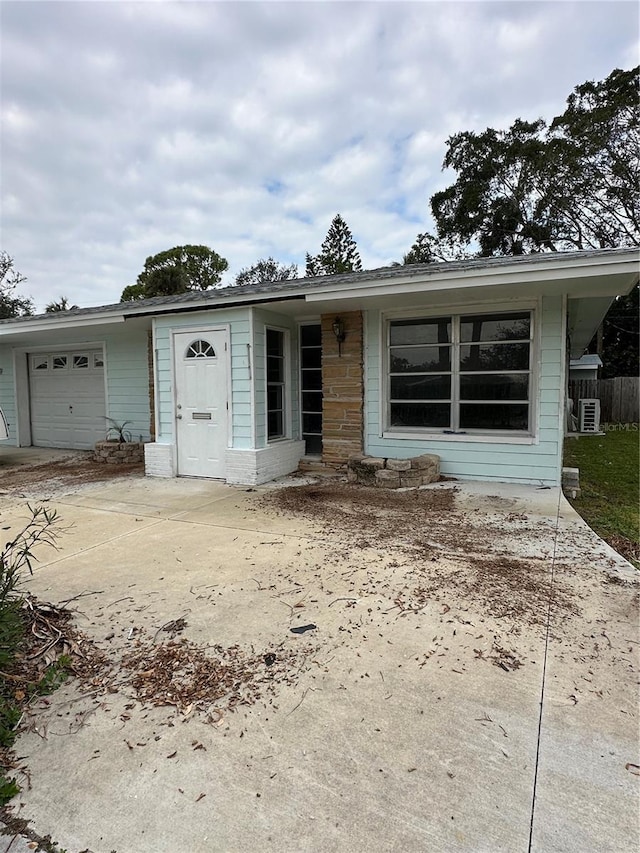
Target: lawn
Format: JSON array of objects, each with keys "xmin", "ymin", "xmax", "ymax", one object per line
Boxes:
[{"xmin": 563, "ymin": 427, "xmax": 639, "ymax": 564}]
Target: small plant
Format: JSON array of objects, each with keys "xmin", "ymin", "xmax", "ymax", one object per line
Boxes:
[
  {"xmin": 105, "ymin": 418, "xmax": 133, "ymax": 442},
  {"xmin": 0, "ymin": 505, "xmax": 61, "ymax": 609},
  {"xmin": 0, "ymin": 505, "xmax": 63, "ymax": 803},
  {"xmin": 36, "ymin": 654, "xmax": 71, "ymax": 695}
]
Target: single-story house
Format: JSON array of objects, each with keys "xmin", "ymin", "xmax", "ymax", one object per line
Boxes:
[
  {"xmin": 569, "ymin": 353, "xmax": 603, "ymax": 381},
  {"xmin": 0, "ymin": 248, "xmax": 637, "ymax": 486}
]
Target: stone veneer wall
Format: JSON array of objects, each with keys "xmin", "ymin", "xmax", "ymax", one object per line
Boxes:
[
  {"xmin": 94, "ymin": 440, "xmax": 145, "ymax": 464},
  {"xmin": 321, "ymin": 311, "xmax": 364, "ymax": 466}
]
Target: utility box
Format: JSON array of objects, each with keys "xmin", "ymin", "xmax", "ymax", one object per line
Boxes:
[{"xmin": 578, "ymin": 398, "xmax": 601, "ymax": 433}]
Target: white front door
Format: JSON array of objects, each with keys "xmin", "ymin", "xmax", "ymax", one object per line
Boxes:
[{"xmin": 174, "ymin": 330, "xmax": 229, "ymax": 478}]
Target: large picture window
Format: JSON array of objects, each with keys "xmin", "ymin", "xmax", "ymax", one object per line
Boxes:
[
  {"xmin": 266, "ymin": 328, "xmax": 286, "ymax": 440},
  {"xmin": 388, "ymin": 311, "xmax": 532, "ymax": 433}
]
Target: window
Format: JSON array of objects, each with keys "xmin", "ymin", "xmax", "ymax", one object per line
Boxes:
[
  {"xmin": 72, "ymin": 354, "xmax": 89, "ymax": 369},
  {"xmin": 299, "ymin": 323, "xmax": 322, "ymax": 454},
  {"xmin": 93, "ymin": 353, "xmax": 104, "ymax": 368},
  {"xmin": 52, "ymin": 355, "xmax": 68, "ymax": 369},
  {"xmin": 186, "ymin": 339, "xmax": 216, "ymax": 359},
  {"xmin": 388, "ymin": 311, "xmax": 532, "ymax": 434},
  {"xmin": 266, "ymin": 328, "xmax": 286, "ymax": 440},
  {"xmin": 31, "ymin": 356, "xmax": 48, "ymax": 371}
]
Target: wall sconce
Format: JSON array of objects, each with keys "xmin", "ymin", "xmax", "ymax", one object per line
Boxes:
[{"xmin": 332, "ymin": 317, "xmax": 346, "ymax": 356}]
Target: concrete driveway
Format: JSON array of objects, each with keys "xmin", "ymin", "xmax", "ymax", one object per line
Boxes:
[{"xmin": 0, "ymin": 471, "xmax": 637, "ymax": 853}]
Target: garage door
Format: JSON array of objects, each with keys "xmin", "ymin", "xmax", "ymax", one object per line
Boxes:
[{"xmin": 29, "ymin": 350, "xmax": 106, "ymax": 450}]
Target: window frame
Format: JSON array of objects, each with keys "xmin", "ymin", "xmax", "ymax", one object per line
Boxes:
[
  {"xmin": 382, "ymin": 303, "xmax": 538, "ymax": 442},
  {"xmin": 265, "ymin": 326, "xmax": 289, "ymax": 442}
]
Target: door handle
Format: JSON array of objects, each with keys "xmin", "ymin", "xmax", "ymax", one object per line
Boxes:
[{"xmin": 176, "ymin": 413, "xmax": 182, "ymax": 419}]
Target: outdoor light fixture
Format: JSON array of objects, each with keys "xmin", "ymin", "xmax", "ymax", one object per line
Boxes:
[{"xmin": 332, "ymin": 317, "xmax": 346, "ymax": 356}]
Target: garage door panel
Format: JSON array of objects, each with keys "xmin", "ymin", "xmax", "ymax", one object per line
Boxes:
[{"xmin": 29, "ymin": 350, "xmax": 106, "ymax": 450}]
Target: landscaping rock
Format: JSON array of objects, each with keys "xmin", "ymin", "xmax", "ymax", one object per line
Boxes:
[
  {"xmin": 386, "ymin": 458, "xmax": 412, "ymax": 472},
  {"xmin": 375, "ymin": 469, "xmax": 401, "ymax": 488}
]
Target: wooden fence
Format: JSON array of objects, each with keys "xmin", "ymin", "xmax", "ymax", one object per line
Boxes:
[{"xmin": 568, "ymin": 377, "xmax": 640, "ymax": 423}]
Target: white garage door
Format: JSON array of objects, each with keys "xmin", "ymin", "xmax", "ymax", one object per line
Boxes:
[{"xmin": 29, "ymin": 350, "xmax": 106, "ymax": 450}]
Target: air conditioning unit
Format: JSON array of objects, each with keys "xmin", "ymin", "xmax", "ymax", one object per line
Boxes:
[{"xmin": 578, "ymin": 398, "xmax": 600, "ymax": 433}]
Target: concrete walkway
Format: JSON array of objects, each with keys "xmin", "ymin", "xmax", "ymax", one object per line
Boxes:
[{"xmin": 0, "ymin": 476, "xmax": 637, "ymax": 853}]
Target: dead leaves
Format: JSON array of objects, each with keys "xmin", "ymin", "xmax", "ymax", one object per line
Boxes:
[{"xmin": 117, "ymin": 635, "xmax": 313, "ymax": 718}]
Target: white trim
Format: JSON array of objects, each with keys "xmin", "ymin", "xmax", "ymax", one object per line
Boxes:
[
  {"xmin": 248, "ymin": 308, "xmax": 256, "ymax": 449},
  {"xmin": 151, "ymin": 320, "xmax": 160, "ymax": 443},
  {"xmin": 264, "ymin": 324, "xmax": 290, "ymax": 443},
  {"xmin": 13, "ymin": 351, "xmax": 30, "ymax": 446},
  {"xmin": 382, "ymin": 430, "xmax": 537, "ymax": 445},
  {"xmin": 558, "ymin": 294, "xmax": 569, "ymax": 475},
  {"xmin": 305, "ymin": 250, "xmax": 640, "ymax": 302}
]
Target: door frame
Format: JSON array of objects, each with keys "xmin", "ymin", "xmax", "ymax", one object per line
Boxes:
[{"xmin": 170, "ymin": 324, "xmax": 232, "ymax": 476}]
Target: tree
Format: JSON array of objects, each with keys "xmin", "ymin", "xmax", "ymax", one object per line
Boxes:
[
  {"xmin": 595, "ymin": 285, "xmax": 639, "ymax": 378},
  {"xmin": 0, "ymin": 252, "xmax": 34, "ymax": 319},
  {"xmin": 403, "ymin": 232, "xmax": 467, "ymax": 265},
  {"xmin": 120, "ymin": 245, "xmax": 228, "ymax": 301},
  {"xmin": 234, "ymin": 257, "xmax": 298, "ymax": 287},
  {"xmin": 305, "ymin": 214, "xmax": 363, "ymax": 276},
  {"xmin": 45, "ymin": 296, "xmax": 78, "ymax": 312},
  {"xmin": 422, "ymin": 66, "xmax": 639, "ymax": 259},
  {"xmin": 548, "ymin": 66, "xmax": 639, "ymax": 250}
]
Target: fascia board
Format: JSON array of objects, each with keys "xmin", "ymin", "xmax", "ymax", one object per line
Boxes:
[
  {"xmin": 305, "ymin": 254, "xmax": 640, "ymax": 302},
  {"xmin": 0, "ymin": 314, "xmax": 126, "ymax": 338}
]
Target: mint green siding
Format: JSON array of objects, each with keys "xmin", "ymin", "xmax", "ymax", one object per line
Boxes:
[
  {"xmin": 0, "ymin": 329, "xmax": 151, "ymax": 447},
  {"xmin": 152, "ymin": 307, "xmax": 301, "ymax": 452},
  {"xmin": 252, "ymin": 308, "xmax": 301, "ymax": 448},
  {"xmin": 364, "ymin": 295, "xmax": 565, "ymax": 486},
  {"xmin": 0, "ymin": 348, "xmax": 17, "ymax": 443},
  {"xmin": 153, "ymin": 310, "xmax": 253, "ymax": 448},
  {"xmin": 103, "ymin": 331, "xmax": 152, "ymax": 442}
]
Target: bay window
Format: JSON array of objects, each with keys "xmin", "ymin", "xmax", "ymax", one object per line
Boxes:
[{"xmin": 388, "ymin": 311, "xmax": 532, "ymax": 434}]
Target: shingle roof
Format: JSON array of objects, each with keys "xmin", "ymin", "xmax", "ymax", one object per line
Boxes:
[{"xmin": 1, "ymin": 247, "xmax": 636, "ymax": 327}]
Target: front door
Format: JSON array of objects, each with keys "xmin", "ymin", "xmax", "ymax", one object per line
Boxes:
[{"xmin": 174, "ymin": 330, "xmax": 228, "ymax": 478}]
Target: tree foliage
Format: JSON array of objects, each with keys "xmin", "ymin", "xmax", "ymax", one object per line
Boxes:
[
  {"xmin": 405, "ymin": 66, "xmax": 639, "ymax": 262},
  {"xmin": 0, "ymin": 252, "xmax": 34, "ymax": 319},
  {"xmin": 597, "ymin": 285, "xmax": 639, "ymax": 378},
  {"xmin": 306, "ymin": 214, "xmax": 363, "ymax": 276},
  {"xmin": 45, "ymin": 296, "xmax": 78, "ymax": 313},
  {"xmin": 403, "ymin": 232, "xmax": 466, "ymax": 265},
  {"xmin": 234, "ymin": 257, "xmax": 298, "ymax": 287},
  {"xmin": 120, "ymin": 245, "xmax": 228, "ymax": 301}
]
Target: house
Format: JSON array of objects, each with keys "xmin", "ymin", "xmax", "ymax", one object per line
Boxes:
[
  {"xmin": 0, "ymin": 248, "xmax": 637, "ymax": 487},
  {"xmin": 569, "ymin": 353, "xmax": 603, "ymax": 381}
]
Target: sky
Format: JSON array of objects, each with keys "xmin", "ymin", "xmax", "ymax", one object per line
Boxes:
[{"xmin": 1, "ymin": 1, "xmax": 638, "ymax": 312}]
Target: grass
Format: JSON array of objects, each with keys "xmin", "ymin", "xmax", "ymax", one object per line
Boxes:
[{"xmin": 563, "ymin": 426, "xmax": 639, "ymax": 562}]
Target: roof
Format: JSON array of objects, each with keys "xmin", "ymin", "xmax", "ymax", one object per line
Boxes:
[
  {"xmin": 1, "ymin": 247, "xmax": 637, "ymax": 330},
  {"xmin": 569, "ymin": 354, "xmax": 603, "ymax": 368}
]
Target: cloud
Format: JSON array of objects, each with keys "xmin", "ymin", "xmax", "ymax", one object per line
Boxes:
[{"xmin": 1, "ymin": 1, "xmax": 637, "ymax": 309}]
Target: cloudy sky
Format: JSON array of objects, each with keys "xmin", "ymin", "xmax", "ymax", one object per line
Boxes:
[{"xmin": 1, "ymin": 1, "xmax": 638, "ymax": 311}]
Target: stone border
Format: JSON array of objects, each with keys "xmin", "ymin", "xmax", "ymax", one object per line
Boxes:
[
  {"xmin": 347, "ymin": 453, "xmax": 440, "ymax": 488},
  {"xmin": 94, "ymin": 440, "xmax": 145, "ymax": 464}
]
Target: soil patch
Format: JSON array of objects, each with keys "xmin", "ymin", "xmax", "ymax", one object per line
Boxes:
[{"xmin": 0, "ymin": 454, "xmax": 143, "ymax": 498}]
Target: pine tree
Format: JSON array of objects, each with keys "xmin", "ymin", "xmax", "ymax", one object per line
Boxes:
[{"xmin": 306, "ymin": 214, "xmax": 363, "ymax": 276}]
